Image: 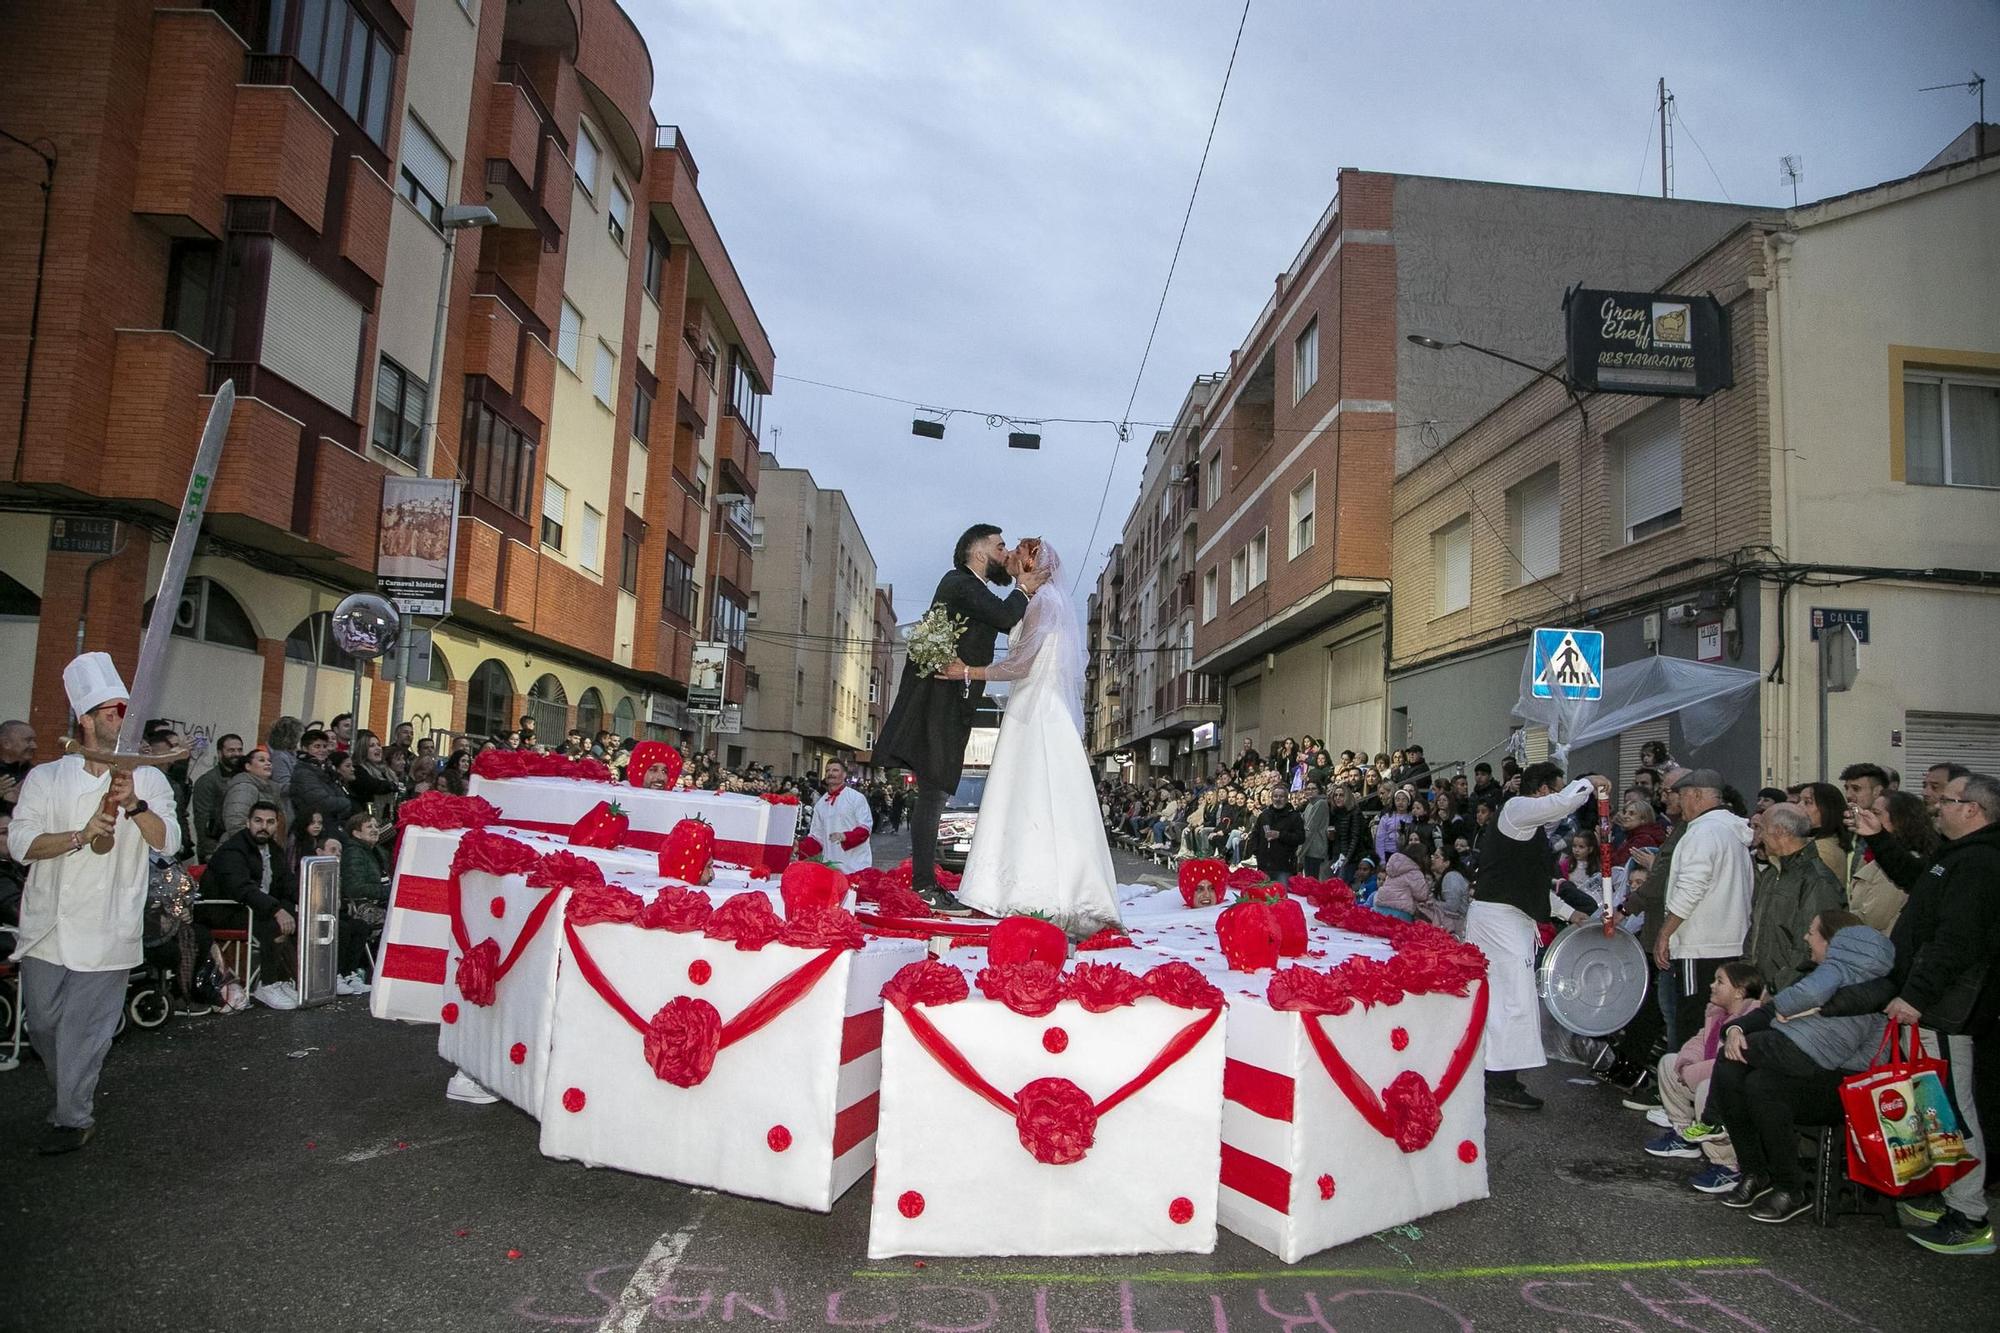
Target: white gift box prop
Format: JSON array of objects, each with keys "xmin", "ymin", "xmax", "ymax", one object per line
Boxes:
[
  {"xmin": 471, "ymin": 776, "xmax": 797, "ymax": 874},
  {"xmin": 538, "ymin": 913, "xmax": 922, "ymax": 1211},
  {"xmin": 868, "ymin": 959, "xmax": 1226, "ymax": 1259},
  {"xmin": 436, "ymin": 871, "xmax": 570, "ymax": 1116}
]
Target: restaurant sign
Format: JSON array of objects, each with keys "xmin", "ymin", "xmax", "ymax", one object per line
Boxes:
[{"xmin": 1564, "ymin": 288, "xmax": 1732, "ymax": 398}]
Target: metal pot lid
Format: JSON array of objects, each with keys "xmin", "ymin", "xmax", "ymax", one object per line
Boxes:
[{"xmin": 1538, "ymin": 922, "xmax": 1649, "ymax": 1037}]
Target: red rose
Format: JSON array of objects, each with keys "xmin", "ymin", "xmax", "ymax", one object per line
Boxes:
[
  {"xmin": 1217, "ymin": 900, "xmax": 1281, "ymax": 973},
  {"xmin": 875, "ymin": 884, "xmax": 938, "ymax": 918},
  {"xmin": 1141, "ymin": 961, "xmax": 1224, "ymax": 1010},
  {"xmin": 456, "ymin": 938, "xmax": 500, "ymax": 1007},
  {"xmin": 777, "ymin": 905, "xmax": 864, "ymax": 951},
  {"xmin": 643, "ymin": 995, "xmax": 723, "ymax": 1087},
  {"xmin": 527, "ymin": 850, "xmax": 607, "ymax": 890},
  {"xmin": 780, "ymin": 860, "xmax": 847, "ymax": 919},
  {"xmin": 1227, "ymin": 865, "xmax": 1273, "ymax": 890},
  {"xmin": 975, "ymin": 961, "xmax": 1065, "ymax": 1017},
  {"xmin": 760, "ymin": 792, "xmax": 800, "ymax": 806},
  {"xmin": 848, "ymin": 867, "xmax": 885, "ymax": 900},
  {"xmin": 988, "ymin": 916, "xmax": 1068, "ymax": 969},
  {"xmin": 1382, "ymin": 1070, "xmax": 1443, "ymax": 1153},
  {"xmin": 1266, "ymin": 966, "xmax": 1354, "ymax": 1016},
  {"xmin": 396, "ymin": 792, "xmax": 500, "ymax": 831},
  {"xmin": 451, "ymin": 830, "xmax": 542, "ymax": 879},
  {"xmin": 704, "ymin": 892, "xmax": 783, "ymax": 951},
  {"xmin": 882, "ymin": 960, "xmax": 970, "ymax": 1009},
  {"xmin": 565, "ymin": 884, "xmax": 644, "ymax": 927},
  {"xmin": 1064, "ymin": 962, "xmax": 1146, "ymax": 1012},
  {"xmin": 1012, "ymin": 1076, "xmax": 1098, "ymax": 1165},
  {"xmin": 638, "ymin": 886, "xmax": 713, "ymax": 932},
  {"xmin": 1074, "ymin": 926, "xmax": 1133, "ymax": 952}
]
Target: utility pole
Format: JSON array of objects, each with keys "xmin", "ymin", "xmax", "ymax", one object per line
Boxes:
[{"xmin": 1658, "ymin": 77, "xmax": 1675, "ymax": 199}]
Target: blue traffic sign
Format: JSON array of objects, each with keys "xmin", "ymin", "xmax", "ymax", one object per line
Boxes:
[{"xmin": 1531, "ymin": 626, "xmax": 1604, "ymax": 701}]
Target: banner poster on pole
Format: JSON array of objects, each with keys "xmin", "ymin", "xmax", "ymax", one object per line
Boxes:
[
  {"xmin": 689, "ymin": 641, "xmax": 728, "ymax": 714},
  {"xmin": 376, "ymin": 475, "xmax": 460, "ymax": 616}
]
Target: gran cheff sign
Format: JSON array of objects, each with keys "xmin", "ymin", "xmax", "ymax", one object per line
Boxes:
[{"xmin": 1565, "ymin": 288, "xmax": 1732, "ymax": 398}]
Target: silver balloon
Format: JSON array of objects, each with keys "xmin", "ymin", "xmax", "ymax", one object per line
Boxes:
[{"xmin": 331, "ymin": 592, "xmax": 401, "ymax": 660}]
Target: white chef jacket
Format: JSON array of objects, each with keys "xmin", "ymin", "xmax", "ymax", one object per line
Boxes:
[
  {"xmin": 807, "ymin": 785, "xmax": 874, "ymax": 875},
  {"xmin": 6, "ymin": 756, "xmax": 179, "ymax": 971}
]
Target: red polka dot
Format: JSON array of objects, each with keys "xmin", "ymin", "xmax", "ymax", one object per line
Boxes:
[
  {"xmin": 509, "ymin": 1042, "xmax": 526, "ymax": 1065},
  {"xmin": 688, "ymin": 959, "xmax": 712, "ymax": 985},
  {"xmin": 489, "ymin": 895, "xmax": 506, "ymax": 919},
  {"xmin": 1168, "ymin": 1197, "xmax": 1194, "ymax": 1225},
  {"xmin": 1318, "ymin": 1173, "xmax": 1336, "ymax": 1200},
  {"xmin": 441, "ymin": 1003, "xmax": 459, "ymax": 1024},
  {"xmin": 562, "ymin": 1087, "xmax": 586, "ymax": 1113},
  {"xmin": 1042, "ymin": 1026, "xmax": 1069, "ymax": 1053},
  {"xmin": 767, "ymin": 1125, "xmax": 792, "ymax": 1152},
  {"xmin": 1458, "ymin": 1139, "xmax": 1479, "ymax": 1164},
  {"xmin": 1390, "ymin": 1027, "xmax": 1410, "ymax": 1051},
  {"xmin": 898, "ymin": 1190, "xmax": 925, "ymax": 1218}
]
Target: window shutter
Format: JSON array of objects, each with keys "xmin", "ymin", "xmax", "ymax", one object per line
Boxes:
[
  {"xmin": 400, "ymin": 112, "xmax": 451, "ymax": 206},
  {"xmin": 1619, "ymin": 407, "xmax": 1683, "ymax": 533},
  {"xmin": 543, "ymin": 478, "xmax": 567, "ymax": 526},
  {"xmin": 558, "ymin": 300, "xmax": 582, "ymax": 370},
  {"xmin": 580, "ymin": 506, "xmax": 602, "ymax": 572},
  {"xmin": 1903, "ymin": 711, "xmax": 2000, "ymax": 777},
  {"xmin": 1434, "ymin": 519, "xmax": 1470, "ymax": 613},
  {"xmin": 262, "ymin": 243, "xmax": 365, "ymax": 412},
  {"xmin": 1618, "ymin": 717, "xmax": 1671, "ymax": 788},
  {"xmin": 594, "ymin": 342, "xmax": 614, "ymax": 403},
  {"xmin": 1518, "ymin": 468, "xmax": 1560, "ymax": 579},
  {"xmin": 574, "ymin": 125, "xmax": 600, "ymax": 196}
]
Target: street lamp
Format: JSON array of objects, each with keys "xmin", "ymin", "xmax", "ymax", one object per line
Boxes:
[{"xmin": 1406, "ymin": 333, "xmax": 1590, "ymax": 437}]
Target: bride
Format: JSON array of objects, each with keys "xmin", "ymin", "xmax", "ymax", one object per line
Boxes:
[{"xmin": 939, "ymin": 538, "xmax": 1120, "ymax": 936}]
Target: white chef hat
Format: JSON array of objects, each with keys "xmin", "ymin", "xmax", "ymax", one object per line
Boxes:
[{"xmin": 63, "ymin": 651, "xmax": 129, "ymax": 716}]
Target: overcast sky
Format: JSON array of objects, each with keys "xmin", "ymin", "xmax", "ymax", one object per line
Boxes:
[{"xmin": 629, "ymin": 0, "xmax": 2000, "ymax": 624}]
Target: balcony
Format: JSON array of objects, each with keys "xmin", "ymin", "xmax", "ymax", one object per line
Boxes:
[
  {"xmin": 482, "ymin": 64, "xmax": 566, "ymax": 252},
  {"xmin": 717, "ymin": 412, "xmax": 758, "ymax": 498},
  {"xmin": 225, "ymin": 65, "xmax": 336, "ymax": 232},
  {"xmin": 1153, "ymin": 671, "xmax": 1223, "ymax": 723},
  {"xmin": 132, "ymin": 9, "xmax": 243, "ymax": 238}
]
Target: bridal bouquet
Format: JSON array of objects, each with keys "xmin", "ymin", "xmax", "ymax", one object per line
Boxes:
[{"xmin": 906, "ymin": 604, "xmax": 968, "ymax": 678}]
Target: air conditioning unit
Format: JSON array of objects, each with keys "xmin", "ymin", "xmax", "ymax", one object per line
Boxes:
[
  {"xmin": 1665, "ymin": 602, "xmax": 1700, "ymax": 625},
  {"xmin": 1168, "ymin": 465, "xmax": 1186, "ymax": 483}
]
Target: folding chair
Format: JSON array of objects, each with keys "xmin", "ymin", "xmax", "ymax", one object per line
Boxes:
[{"xmin": 194, "ymin": 898, "xmax": 260, "ymax": 993}]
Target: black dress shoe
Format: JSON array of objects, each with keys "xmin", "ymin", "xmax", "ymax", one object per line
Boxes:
[
  {"xmin": 915, "ymin": 886, "xmax": 974, "ymax": 917},
  {"xmin": 1721, "ymin": 1174, "xmax": 1772, "ymax": 1208},
  {"xmin": 1485, "ymin": 1081, "xmax": 1545, "ymax": 1111},
  {"xmin": 1748, "ymin": 1187, "xmax": 1813, "ymax": 1224},
  {"xmin": 36, "ymin": 1125, "xmax": 94, "ymax": 1156}
]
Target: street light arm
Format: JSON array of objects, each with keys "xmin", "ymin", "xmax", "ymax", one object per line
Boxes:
[{"xmin": 1409, "ymin": 334, "xmax": 1591, "ymax": 440}]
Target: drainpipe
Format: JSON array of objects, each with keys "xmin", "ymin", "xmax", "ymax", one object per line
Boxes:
[
  {"xmin": 3, "ymin": 130, "xmax": 54, "ymax": 485},
  {"xmin": 1761, "ymin": 229, "xmax": 1799, "ymax": 781}
]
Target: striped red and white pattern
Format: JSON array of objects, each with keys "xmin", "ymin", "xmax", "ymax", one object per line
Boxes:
[
  {"xmin": 471, "ymin": 777, "xmax": 797, "ymax": 874},
  {"xmin": 369, "ymin": 826, "xmax": 463, "ymax": 1024}
]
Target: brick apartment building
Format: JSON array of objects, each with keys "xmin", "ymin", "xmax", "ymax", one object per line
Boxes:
[
  {"xmin": 0, "ymin": 0, "xmax": 771, "ymax": 753},
  {"xmin": 1188, "ymin": 168, "xmax": 1759, "ymax": 762},
  {"xmin": 866, "ymin": 582, "xmax": 898, "ymax": 772}
]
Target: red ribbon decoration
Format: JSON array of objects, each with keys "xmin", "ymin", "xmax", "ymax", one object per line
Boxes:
[
  {"xmin": 562, "ymin": 920, "xmax": 846, "ymax": 1082},
  {"xmin": 446, "ymin": 873, "xmax": 562, "ymax": 1006},
  {"xmin": 888, "ymin": 994, "xmax": 1222, "ymax": 1161},
  {"xmin": 1300, "ymin": 982, "xmax": 1488, "ymax": 1153}
]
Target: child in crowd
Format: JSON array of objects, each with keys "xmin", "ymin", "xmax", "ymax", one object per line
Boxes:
[{"xmin": 1644, "ymin": 960, "xmax": 1767, "ymax": 1193}]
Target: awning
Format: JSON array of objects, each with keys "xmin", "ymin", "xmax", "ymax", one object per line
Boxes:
[{"xmin": 1513, "ymin": 652, "xmax": 1760, "ymax": 768}]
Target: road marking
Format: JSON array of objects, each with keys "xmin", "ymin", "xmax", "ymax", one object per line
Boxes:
[
  {"xmin": 597, "ymin": 1206, "xmax": 709, "ymax": 1332},
  {"xmin": 849, "ymin": 1256, "xmax": 1762, "ymax": 1284},
  {"xmin": 336, "ymin": 1133, "xmax": 470, "ymax": 1163}
]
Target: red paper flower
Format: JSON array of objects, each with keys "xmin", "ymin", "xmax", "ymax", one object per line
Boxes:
[
  {"xmin": 396, "ymin": 792, "xmax": 500, "ymax": 831},
  {"xmin": 1217, "ymin": 900, "xmax": 1281, "ymax": 973},
  {"xmin": 508, "ymin": 1042, "xmax": 526, "ymax": 1065},
  {"xmin": 1141, "ymin": 961, "xmax": 1224, "ymax": 1010},
  {"xmin": 760, "ymin": 792, "xmax": 801, "ymax": 806},
  {"xmin": 898, "ymin": 1190, "xmax": 925, "ymax": 1218},
  {"xmin": 1177, "ymin": 858, "xmax": 1228, "ymax": 908},
  {"xmin": 777, "ymin": 904, "xmax": 865, "ymax": 951},
  {"xmin": 1458, "ymin": 1139, "xmax": 1479, "ymax": 1164},
  {"xmin": 638, "ymin": 885, "xmax": 713, "ymax": 933},
  {"xmin": 1226, "ymin": 865, "xmax": 1273, "ymax": 890},
  {"xmin": 933, "ymin": 868, "xmax": 961, "ymax": 891},
  {"xmin": 988, "ymin": 916, "xmax": 1068, "ymax": 968},
  {"xmin": 875, "ymin": 884, "xmax": 939, "ymax": 918},
  {"xmin": 562, "ymin": 1087, "xmax": 586, "ymax": 1113},
  {"xmin": 451, "ymin": 830, "xmax": 543, "ymax": 879},
  {"xmin": 473, "ymin": 750, "xmax": 613, "ymax": 783},
  {"xmin": 488, "ymin": 895, "xmax": 506, "ymax": 919},
  {"xmin": 1074, "ymin": 926, "xmax": 1134, "ymax": 952},
  {"xmin": 1064, "ymin": 962, "xmax": 1146, "ymax": 1012},
  {"xmin": 687, "ymin": 959, "xmax": 712, "ymax": 984},
  {"xmin": 1168, "ymin": 1197, "xmax": 1194, "ymax": 1225},
  {"xmin": 566, "ymin": 884, "xmax": 645, "ymax": 927},
  {"xmin": 766, "ymin": 1124, "xmax": 792, "ymax": 1152},
  {"xmin": 1382, "ymin": 1070, "xmax": 1443, "ymax": 1153},
  {"xmin": 1012, "ymin": 1077, "xmax": 1098, "ymax": 1165},
  {"xmin": 704, "ymin": 892, "xmax": 783, "ymax": 951},
  {"xmin": 643, "ymin": 995, "xmax": 723, "ymax": 1087},
  {"xmin": 882, "ymin": 960, "xmax": 970, "ymax": 1008},
  {"xmin": 441, "ymin": 1002, "xmax": 460, "ymax": 1024},
  {"xmin": 456, "ymin": 938, "xmax": 501, "ymax": 1007},
  {"xmin": 527, "ymin": 850, "xmax": 607, "ymax": 890},
  {"xmin": 1391, "ymin": 1027, "xmax": 1410, "ymax": 1052},
  {"xmin": 780, "ymin": 860, "xmax": 847, "ymax": 919},
  {"xmin": 975, "ymin": 961, "xmax": 1065, "ymax": 1017},
  {"xmin": 1318, "ymin": 1173, "xmax": 1336, "ymax": 1200},
  {"xmin": 1042, "ymin": 1026, "xmax": 1069, "ymax": 1053}
]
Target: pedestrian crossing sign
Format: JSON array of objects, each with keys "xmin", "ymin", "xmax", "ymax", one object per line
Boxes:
[{"xmin": 1531, "ymin": 626, "xmax": 1604, "ymax": 701}]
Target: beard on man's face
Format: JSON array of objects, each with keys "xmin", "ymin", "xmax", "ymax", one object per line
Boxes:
[
  {"xmin": 985, "ymin": 556, "xmax": 1013, "ymax": 586},
  {"xmin": 250, "ymin": 827, "xmax": 274, "ymax": 845}
]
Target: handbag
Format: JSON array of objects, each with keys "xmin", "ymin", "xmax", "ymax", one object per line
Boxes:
[{"xmin": 1840, "ymin": 1021, "xmax": 1979, "ymax": 1196}]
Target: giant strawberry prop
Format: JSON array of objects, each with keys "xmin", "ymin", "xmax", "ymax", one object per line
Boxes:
[
  {"xmin": 568, "ymin": 800, "xmax": 630, "ymax": 849},
  {"xmin": 658, "ymin": 816, "xmax": 716, "ymax": 886}
]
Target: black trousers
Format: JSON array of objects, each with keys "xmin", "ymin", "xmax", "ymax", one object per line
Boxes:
[
  {"xmin": 1708, "ymin": 1040, "xmax": 1843, "ymax": 1191},
  {"xmin": 908, "ymin": 783, "xmax": 950, "ymax": 891},
  {"xmin": 1671, "ymin": 956, "xmax": 1733, "ymax": 1048}
]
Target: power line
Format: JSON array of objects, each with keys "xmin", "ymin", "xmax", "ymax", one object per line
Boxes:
[
  {"xmin": 1671, "ymin": 103, "xmax": 1733, "ymax": 202},
  {"xmin": 1074, "ymin": 0, "xmax": 1253, "ymax": 592}
]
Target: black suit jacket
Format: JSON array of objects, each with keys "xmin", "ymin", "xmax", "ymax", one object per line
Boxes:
[
  {"xmin": 875, "ymin": 567, "xmax": 1029, "ymax": 793},
  {"xmin": 203, "ymin": 830, "xmax": 298, "ymax": 918}
]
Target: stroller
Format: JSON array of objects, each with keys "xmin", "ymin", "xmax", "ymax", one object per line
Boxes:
[{"xmin": 131, "ymin": 856, "xmax": 245, "ymax": 1032}]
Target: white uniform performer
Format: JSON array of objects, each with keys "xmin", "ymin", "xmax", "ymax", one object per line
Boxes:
[
  {"xmin": 807, "ymin": 768, "xmax": 874, "ymax": 875},
  {"xmin": 1466, "ymin": 771, "xmax": 1595, "ymax": 1109}
]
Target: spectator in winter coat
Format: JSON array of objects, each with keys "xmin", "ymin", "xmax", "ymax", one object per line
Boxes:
[
  {"xmin": 188, "ymin": 733, "xmax": 244, "ymax": 861},
  {"xmin": 1374, "ymin": 850, "xmax": 1440, "ymax": 925},
  {"xmin": 1744, "ymin": 803, "xmax": 1847, "ymax": 991},
  {"xmin": 1431, "ymin": 844, "xmax": 1473, "ymax": 937},
  {"xmin": 264, "ymin": 716, "xmax": 303, "ymax": 800},
  {"xmin": 1615, "ymin": 795, "xmax": 1668, "ymax": 862},
  {"xmin": 200, "ymin": 803, "xmax": 298, "ymax": 979},
  {"xmin": 1374, "ymin": 788, "xmax": 1414, "ymax": 864},
  {"xmin": 1846, "ymin": 791, "xmax": 1934, "ymax": 933},
  {"xmin": 1299, "ymin": 785, "xmax": 1331, "ymax": 879},
  {"xmin": 1250, "ymin": 792, "xmax": 1304, "ymax": 878},
  {"xmin": 221, "ymin": 747, "xmax": 287, "ymax": 841},
  {"xmin": 287, "ymin": 731, "xmax": 354, "ymax": 832}
]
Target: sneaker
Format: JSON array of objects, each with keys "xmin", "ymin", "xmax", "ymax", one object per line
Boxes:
[
  {"xmin": 1644, "ymin": 1130, "xmax": 1702, "ymax": 1159},
  {"xmin": 1645, "ymin": 1106, "xmax": 1673, "ymax": 1129},
  {"xmin": 1898, "ymin": 1197, "xmax": 1948, "ymax": 1227},
  {"xmin": 1691, "ymin": 1164, "xmax": 1742, "ymax": 1194},
  {"xmin": 914, "ymin": 886, "xmax": 974, "ymax": 917},
  {"xmin": 1486, "ymin": 1081, "xmax": 1545, "ymax": 1111},
  {"xmin": 1620, "ymin": 1075, "xmax": 1662, "ymax": 1110},
  {"xmin": 253, "ymin": 980, "xmax": 300, "ymax": 1010},
  {"xmin": 1906, "ymin": 1208, "xmax": 1997, "ymax": 1256},
  {"xmin": 222, "ymin": 983, "xmax": 249, "ymax": 1013},
  {"xmin": 1749, "ymin": 1187, "xmax": 1814, "ymax": 1224},
  {"xmin": 35, "ymin": 1124, "xmax": 95, "ymax": 1155},
  {"xmin": 1609, "ymin": 1063, "xmax": 1650, "ymax": 1094},
  {"xmin": 1722, "ymin": 1174, "xmax": 1773, "ymax": 1209},
  {"xmin": 335, "ymin": 971, "xmax": 373, "ymax": 996},
  {"xmin": 446, "ymin": 1070, "xmax": 500, "ymax": 1105}
]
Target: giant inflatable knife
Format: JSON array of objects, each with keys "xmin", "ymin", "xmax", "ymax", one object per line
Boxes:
[{"xmin": 71, "ymin": 381, "xmax": 235, "ymax": 848}]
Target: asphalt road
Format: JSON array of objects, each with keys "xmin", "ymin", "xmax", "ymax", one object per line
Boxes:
[{"xmin": 4, "ymin": 828, "xmax": 1993, "ymax": 1331}]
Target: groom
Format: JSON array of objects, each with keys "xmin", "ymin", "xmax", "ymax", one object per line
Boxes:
[{"xmin": 876, "ymin": 524, "xmax": 1049, "ymax": 914}]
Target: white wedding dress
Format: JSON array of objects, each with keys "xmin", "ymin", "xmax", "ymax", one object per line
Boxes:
[{"xmin": 954, "ymin": 541, "xmax": 1121, "ymax": 936}]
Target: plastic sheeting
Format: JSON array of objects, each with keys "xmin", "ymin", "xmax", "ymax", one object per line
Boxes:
[{"xmin": 1513, "ymin": 652, "xmax": 1760, "ymax": 769}]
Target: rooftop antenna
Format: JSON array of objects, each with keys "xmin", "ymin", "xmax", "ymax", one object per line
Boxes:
[
  {"xmin": 1658, "ymin": 77, "xmax": 1676, "ymax": 198},
  {"xmin": 1919, "ymin": 72, "xmax": 1986, "ymax": 160},
  {"xmin": 1779, "ymin": 154, "xmax": 1804, "ymax": 206}
]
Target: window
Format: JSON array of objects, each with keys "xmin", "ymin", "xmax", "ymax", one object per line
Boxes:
[
  {"xmin": 1205, "ymin": 453, "xmax": 1221, "ymax": 507},
  {"xmin": 579, "ymin": 504, "xmax": 602, "ymax": 573},
  {"xmin": 541, "ymin": 477, "xmax": 567, "ymax": 550},
  {"xmin": 631, "ymin": 381, "xmax": 653, "ymax": 446},
  {"xmin": 163, "ymin": 239, "xmax": 220, "ymax": 349},
  {"xmin": 728, "ymin": 351, "xmax": 765, "ymax": 440},
  {"xmin": 1288, "ymin": 474, "xmax": 1315, "ymax": 558},
  {"xmin": 711, "ymin": 593, "xmax": 746, "ymax": 650},
  {"xmin": 643, "ymin": 223, "xmax": 669, "ymax": 301},
  {"xmin": 804, "ymin": 524, "xmax": 813, "ymax": 561},
  {"xmin": 694, "ymin": 457, "xmax": 710, "ymax": 495},
  {"xmin": 141, "ymin": 577, "xmax": 258, "ymax": 651},
  {"xmin": 662, "ymin": 550, "xmax": 696, "ymax": 621},
  {"xmin": 747, "ymin": 592, "xmax": 760, "ymax": 622},
  {"xmin": 1432, "ymin": 517, "xmax": 1471, "ymax": 615},
  {"xmin": 557, "ymin": 299, "xmax": 582, "ymax": 372},
  {"xmin": 796, "ymin": 670, "xmax": 806, "ymax": 705},
  {"xmin": 608, "ymin": 177, "xmax": 632, "ymax": 246},
  {"xmin": 1507, "ymin": 466, "xmax": 1561, "ymax": 583},
  {"xmin": 285, "ymin": 611, "xmax": 357, "ymax": 669},
  {"xmin": 1229, "ymin": 548, "xmax": 1247, "ymax": 603},
  {"xmin": 1293, "ymin": 317, "xmax": 1319, "ymax": 403},
  {"xmin": 573, "ymin": 122, "xmax": 600, "ymax": 199},
  {"xmin": 460, "ymin": 399, "xmax": 537, "ymax": 519},
  {"xmin": 1905, "ymin": 371, "xmax": 2000, "ymax": 489},
  {"xmin": 286, "ymin": 0, "xmax": 394, "ymax": 145},
  {"xmin": 371, "ymin": 355, "xmax": 427, "ymax": 465},
  {"xmin": 593, "ymin": 340, "xmax": 615, "ymax": 405},
  {"xmin": 398, "ymin": 112, "xmax": 451, "ymax": 228},
  {"xmin": 619, "ymin": 532, "xmax": 640, "ymax": 593},
  {"xmin": 1202, "ymin": 567, "xmax": 1218, "ymax": 623},
  {"xmin": 1248, "ymin": 528, "xmax": 1268, "ymax": 589},
  {"xmin": 750, "ymin": 516, "xmax": 766, "ymax": 549},
  {"xmin": 1611, "ymin": 404, "xmax": 1684, "ymax": 543}
]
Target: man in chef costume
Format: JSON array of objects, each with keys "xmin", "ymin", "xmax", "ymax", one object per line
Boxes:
[
  {"xmin": 801, "ymin": 760, "xmax": 873, "ymax": 874},
  {"xmin": 6, "ymin": 652, "xmax": 179, "ymax": 1153}
]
